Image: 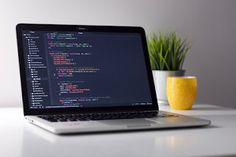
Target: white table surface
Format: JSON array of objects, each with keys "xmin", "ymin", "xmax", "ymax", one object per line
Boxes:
[{"xmin": 0, "ymin": 104, "xmax": 236, "ymax": 157}]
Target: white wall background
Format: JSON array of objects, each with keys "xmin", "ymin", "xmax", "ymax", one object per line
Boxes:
[{"xmin": 0, "ymin": 0, "xmax": 236, "ymax": 108}]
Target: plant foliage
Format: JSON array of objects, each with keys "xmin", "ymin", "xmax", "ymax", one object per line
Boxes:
[{"xmin": 148, "ymin": 32, "xmax": 191, "ymax": 70}]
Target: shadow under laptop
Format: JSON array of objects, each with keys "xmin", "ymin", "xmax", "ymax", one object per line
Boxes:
[{"xmin": 21, "ymin": 123, "xmax": 219, "ymax": 157}]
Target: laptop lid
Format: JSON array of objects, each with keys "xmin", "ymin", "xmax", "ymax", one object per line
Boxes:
[{"xmin": 16, "ymin": 24, "xmax": 158, "ymax": 115}]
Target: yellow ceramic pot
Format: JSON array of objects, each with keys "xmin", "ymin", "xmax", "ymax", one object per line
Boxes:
[{"xmin": 167, "ymin": 76, "xmax": 197, "ymax": 110}]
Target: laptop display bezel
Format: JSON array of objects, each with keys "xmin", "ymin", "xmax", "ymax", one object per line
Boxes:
[{"xmin": 16, "ymin": 23, "xmax": 159, "ymax": 115}]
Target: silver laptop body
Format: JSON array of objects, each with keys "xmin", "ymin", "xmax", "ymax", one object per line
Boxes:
[{"xmin": 16, "ymin": 23, "xmax": 210, "ymax": 134}]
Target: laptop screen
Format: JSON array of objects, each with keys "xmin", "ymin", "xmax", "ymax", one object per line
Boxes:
[{"xmin": 20, "ymin": 29, "xmax": 153, "ymax": 109}]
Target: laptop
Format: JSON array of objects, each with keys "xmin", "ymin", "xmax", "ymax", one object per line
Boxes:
[{"xmin": 16, "ymin": 23, "xmax": 210, "ymax": 134}]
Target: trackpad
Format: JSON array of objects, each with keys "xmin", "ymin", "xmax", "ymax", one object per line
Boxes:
[{"xmin": 99, "ymin": 119, "xmax": 157, "ymax": 128}]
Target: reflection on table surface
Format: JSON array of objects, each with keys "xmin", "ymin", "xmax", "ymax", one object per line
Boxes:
[{"xmin": 21, "ymin": 123, "xmax": 216, "ymax": 157}]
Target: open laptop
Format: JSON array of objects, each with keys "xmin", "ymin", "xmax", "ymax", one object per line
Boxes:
[{"xmin": 16, "ymin": 23, "xmax": 210, "ymax": 134}]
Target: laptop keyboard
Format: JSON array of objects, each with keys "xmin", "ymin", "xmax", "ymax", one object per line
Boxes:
[{"xmin": 38, "ymin": 111, "xmax": 178, "ymax": 122}]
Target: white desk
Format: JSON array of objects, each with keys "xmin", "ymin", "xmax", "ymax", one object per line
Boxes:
[{"xmin": 1, "ymin": 104, "xmax": 236, "ymax": 157}]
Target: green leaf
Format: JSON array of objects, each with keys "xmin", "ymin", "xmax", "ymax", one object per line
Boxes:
[{"xmin": 147, "ymin": 32, "xmax": 191, "ymax": 70}]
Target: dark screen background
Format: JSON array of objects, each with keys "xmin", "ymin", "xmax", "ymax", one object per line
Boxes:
[{"xmin": 22, "ymin": 31, "xmax": 153, "ymax": 109}]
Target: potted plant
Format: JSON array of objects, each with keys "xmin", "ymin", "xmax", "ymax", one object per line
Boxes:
[{"xmin": 148, "ymin": 32, "xmax": 191, "ymax": 105}]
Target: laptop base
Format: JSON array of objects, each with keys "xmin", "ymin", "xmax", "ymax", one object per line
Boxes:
[{"xmin": 25, "ymin": 111, "xmax": 210, "ymax": 134}]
